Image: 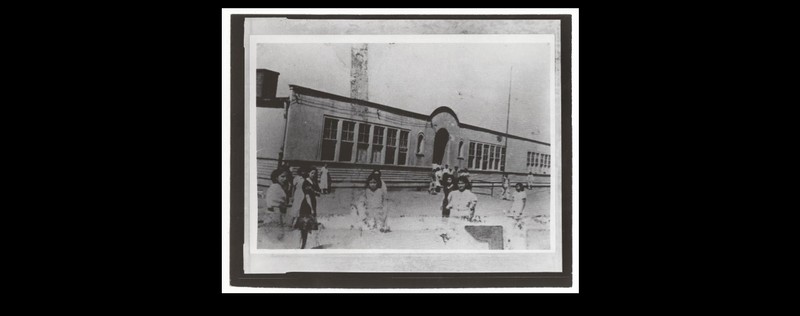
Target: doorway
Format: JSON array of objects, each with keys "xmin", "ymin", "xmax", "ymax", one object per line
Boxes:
[{"xmin": 433, "ymin": 128, "xmax": 449, "ymax": 165}]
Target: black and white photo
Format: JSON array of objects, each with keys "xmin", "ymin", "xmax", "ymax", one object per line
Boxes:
[{"xmin": 223, "ymin": 9, "xmax": 577, "ymax": 290}]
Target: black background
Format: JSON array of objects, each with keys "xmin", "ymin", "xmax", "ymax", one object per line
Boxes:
[{"xmin": 57, "ymin": 4, "xmax": 686, "ymax": 299}]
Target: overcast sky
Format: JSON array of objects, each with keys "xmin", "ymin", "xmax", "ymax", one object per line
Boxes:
[{"xmin": 257, "ymin": 42, "xmax": 552, "ymax": 142}]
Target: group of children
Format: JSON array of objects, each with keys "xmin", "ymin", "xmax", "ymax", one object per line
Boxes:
[
  {"xmin": 442, "ymin": 174, "xmax": 528, "ymax": 221},
  {"xmin": 264, "ymin": 164, "xmax": 390, "ymax": 249},
  {"xmin": 263, "ymin": 165, "xmax": 321, "ymax": 249},
  {"xmin": 263, "ymin": 163, "xmax": 530, "ymax": 249},
  {"xmin": 429, "ymin": 164, "xmax": 471, "ymax": 195}
]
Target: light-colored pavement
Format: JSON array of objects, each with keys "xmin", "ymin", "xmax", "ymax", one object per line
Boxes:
[{"xmin": 257, "ymin": 187, "xmax": 551, "ymax": 250}]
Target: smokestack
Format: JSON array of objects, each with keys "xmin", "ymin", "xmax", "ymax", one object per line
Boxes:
[
  {"xmin": 256, "ymin": 69, "xmax": 280, "ymax": 99},
  {"xmin": 350, "ymin": 44, "xmax": 368, "ymax": 100}
]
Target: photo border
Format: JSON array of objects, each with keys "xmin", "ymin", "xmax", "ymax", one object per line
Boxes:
[{"xmin": 226, "ymin": 11, "xmax": 574, "ymax": 289}]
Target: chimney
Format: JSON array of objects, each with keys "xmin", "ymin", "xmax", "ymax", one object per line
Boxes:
[
  {"xmin": 350, "ymin": 44, "xmax": 368, "ymax": 100},
  {"xmin": 256, "ymin": 69, "xmax": 280, "ymax": 99}
]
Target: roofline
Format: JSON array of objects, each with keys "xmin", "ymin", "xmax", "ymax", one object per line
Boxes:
[
  {"xmin": 289, "ymin": 84, "xmax": 550, "ymax": 146},
  {"xmin": 430, "ymin": 106, "xmax": 460, "ymax": 124},
  {"xmin": 460, "ymin": 123, "xmax": 550, "ymax": 146},
  {"xmin": 290, "ymin": 85, "xmax": 429, "ymax": 121}
]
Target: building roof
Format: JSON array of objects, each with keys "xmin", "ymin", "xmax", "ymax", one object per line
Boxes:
[{"xmin": 289, "ymin": 84, "xmax": 550, "ymax": 146}]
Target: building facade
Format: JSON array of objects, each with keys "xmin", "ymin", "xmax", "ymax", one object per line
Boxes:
[{"xmin": 257, "ymin": 75, "xmax": 551, "ymax": 189}]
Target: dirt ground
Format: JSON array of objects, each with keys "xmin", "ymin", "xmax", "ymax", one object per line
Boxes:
[{"xmin": 257, "ymin": 187, "xmax": 551, "ymax": 250}]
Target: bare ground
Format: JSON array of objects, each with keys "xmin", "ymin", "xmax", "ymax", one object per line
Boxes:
[{"xmin": 257, "ymin": 187, "xmax": 551, "ymax": 250}]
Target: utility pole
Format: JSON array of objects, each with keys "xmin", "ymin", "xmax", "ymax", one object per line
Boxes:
[{"xmin": 504, "ymin": 67, "xmax": 512, "ymax": 171}]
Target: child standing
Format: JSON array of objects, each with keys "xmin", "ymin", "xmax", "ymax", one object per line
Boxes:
[
  {"xmin": 319, "ymin": 163, "xmax": 330, "ymax": 194},
  {"xmin": 510, "ymin": 183, "xmax": 527, "ymax": 218},
  {"xmin": 429, "ymin": 166, "xmax": 439, "ymax": 195},
  {"xmin": 446, "ymin": 176, "xmax": 478, "ymax": 221},
  {"xmin": 294, "ymin": 166, "xmax": 321, "ymax": 249},
  {"xmin": 265, "ymin": 168, "xmax": 291, "ymax": 226},
  {"xmin": 434, "ymin": 167, "xmax": 444, "ymax": 193},
  {"xmin": 440, "ymin": 173, "xmax": 456, "ymax": 219},
  {"xmin": 501, "ymin": 173, "xmax": 511, "ymax": 200},
  {"xmin": 290, "ymin": 168, "xmax": 305, "ymax": 225},
  {"xmin": 353, "ymin": 174, "xmax": 390, "ymax": 232}
]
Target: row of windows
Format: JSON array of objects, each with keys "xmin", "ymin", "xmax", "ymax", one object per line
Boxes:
[
  {"xmin": 321, "ymin": 117, "xmax": 410, "ymax": 165},
  {"xmin": 324, "ymin": 117, "xmax": 548, "ymax": 172},
  {"xmin": 527, "ymin": 152, "xmax": 551, "ymax": 169},
  {"xmin": 467, "ymin": 141, "xmax": 506, "ymax": 171}
]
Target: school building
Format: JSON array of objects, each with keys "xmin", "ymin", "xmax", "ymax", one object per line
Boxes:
[{"xmin": 255, "ymin": 68, "xmax": 551, "ymax": 191}]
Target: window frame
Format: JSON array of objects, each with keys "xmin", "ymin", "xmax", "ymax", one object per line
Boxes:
[
  {"xmin": 385, "ymin": 128, "xmax": 397, "ymax": 165},
  {"xmin": 320, "ymin": 118, "xmax": 339, "ymax": 161},
  {"xmin": 319, "ymin": 115, "xmax": 411, "ymax": 165},
  {"xmin": 468, "ymin": 140, "xmax": 506, "ymax": 171},
  {"xmin": 398, "ymin": 130, "xmax": 409, "ymax": 165},
  {"xmin": 338, "ymin": 120, "xmax": 356, "ymax": 162},
  {"xmin": 468, "ymin": 142, "xmax": 476, "ymax": 169}
]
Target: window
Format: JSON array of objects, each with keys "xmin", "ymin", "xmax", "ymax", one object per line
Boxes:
[
  {"xmin": 357, "ymin": 123, "xmax": 371, "ymax": 163},
  {"xmin": 494, "ymin": 146, "xmax": 501, "ymax": 170},
  {"xmin": 488, "ymin": 145, "xmax": 495, "ymax": 172},
  {"xmin": 321, "ymin": 118, "xmax": 338, "ymax": 161},
  {"xmin": 339, "ymin": 121, "xmax": 355, "ymax": 162},
  {"xmin": 541, "ymin": 154, "xmax": 546, "ymax": 171},
  {"xmin": 526, "ymin": 152, "xmax": 531, "ymax": 168},
  {"xmin": 527, "ymin": 152, "xmax": 537, "ymax": 172},
  {"xmin": 371, "ymin": 126, "xmax": 385, "ymax": 163},
  {"xmin": 416, "ymin": 133, "xmax": 425, "ymax": 154},
  {"xmin": 534, "ymin": 152, "xmax": 539, "ymax": 168},
  {"xmin": 320, "ymin": 116, "xmax": 409, "ymax": 165},
  {"xmin": 481, "ymin": 144, "xmax": 489, "ymax": 170},
  {"xmin": 468, "ymin": 142, "xmax": 475, "ymax": 168},
  {"xmin": 385, "ymin": 128, "xmax": 397, "ymax": 165},
  {"xmin": 458, "ymin": 141, "xmax": 464, "ymax": 158},
  {"xmin": 500, "ymin": 147, "xmax": 506, "ymax": 171},
  {"xmin": 398, "ymin": 131, "xmax": 409, "ymax": 165},
  {"xmin": 475, "ymin": 143, "xmax": 483, "ymax": 170},
  {"xmin": 468, "ymin": 141, "xmax": 505, "ymax": 171}
]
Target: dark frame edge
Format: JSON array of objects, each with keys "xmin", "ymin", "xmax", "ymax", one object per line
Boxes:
[{"xmin": 228, "ymin": 13, "xmax": 574, "ymax": 289}]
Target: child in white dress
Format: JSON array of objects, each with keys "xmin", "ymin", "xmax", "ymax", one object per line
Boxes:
[
  {"xmin": 509, "ymin": 183, "xmax": 527, "ymax": 218},
  {"xmin": 319, "ymin": 164, "xmax": 330, "ymax": 194},
  {"xmin": 352, "ymin": 174, "xmax": 390, "ymax": 232},
  {"xmin": 446, "ymin": 176, "xmax": 478, "ymax": 221}
]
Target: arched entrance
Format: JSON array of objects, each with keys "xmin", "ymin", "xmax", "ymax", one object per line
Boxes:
[{"xmin": 433, "ymin": 128, "xmax": 449, "ymax": 165}]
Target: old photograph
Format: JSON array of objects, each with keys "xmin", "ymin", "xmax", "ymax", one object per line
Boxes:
[
  {"xmin": 227, "ymin": 11, "xmax": 575, "ymax": 281},
  {"xmin": 253, "ymin": 39, "xmax": 555, "ymax": 251}
]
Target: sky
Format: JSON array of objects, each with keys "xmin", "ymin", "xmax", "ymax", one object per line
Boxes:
[{"xmin": 257, "ymin": 42, "xmax": 552, "ymax": 142}]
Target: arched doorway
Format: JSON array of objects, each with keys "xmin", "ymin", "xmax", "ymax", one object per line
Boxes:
[{"xmin": 433, "ymin": 128, "xmax": 449, "ymax": 165}]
